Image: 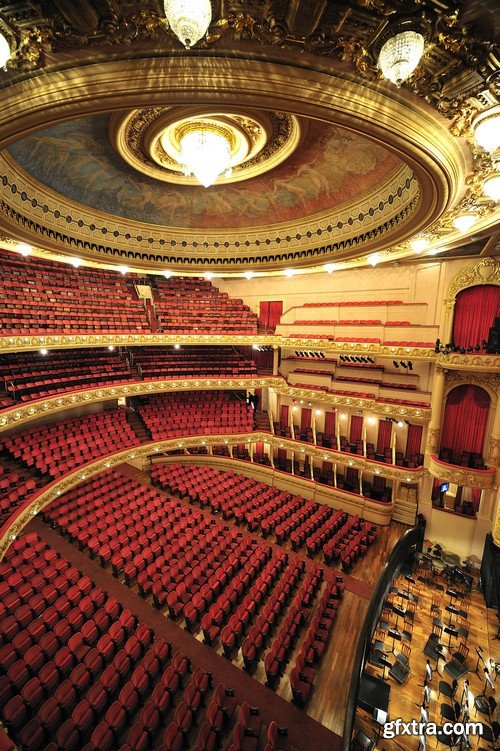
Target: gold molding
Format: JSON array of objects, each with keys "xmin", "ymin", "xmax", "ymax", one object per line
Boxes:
[
  {"xmin": 437, "ymin": 353, "xmax": 500, "ymax": 373},
  {"xmin": 444, "ymin": 370, "xmax": 499, "ymax": 405},
  {"xmin": 0, "ymin": 375, "xmax": 432, "ymax": 434},
  {"xmin": 445, "ymin": 257, "xmax": 500, "ymax": 301},
  {"xmin": 428, "ymin": 454, "xmax": 495, "ymax": 489},
  {"xmin": 0, "ymin": 430, "xmax": 423, "ymax": 560},
  {"xmin": 426, "ymin": 427, "xmax": 441, "ymax": 455}
]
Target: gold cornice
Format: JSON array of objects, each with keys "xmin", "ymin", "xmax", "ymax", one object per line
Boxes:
[
  {"xmin": 428, "ymin": 454, "xmax": 495, "ymax": 489},
  {"xmin": 0, "ymin": 430, "xmax": 422, "ymax": 560},
  {"xmin": 437, "ymin": 353, "xmax": 500, "ymax": 373},
  {"xmin": 0, "ymin": 375, "xmax": 431, "ymax": 434},
  {"xmin": 0, "ymin": 56, "xmax": 465, "ymax": 269}
]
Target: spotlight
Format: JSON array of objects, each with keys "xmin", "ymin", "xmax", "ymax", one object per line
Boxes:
[
  {"xmin": 408, "ymin": 362, "xmax": 413, "ymax": 371},
  {"xmin": 393, "ymin": 361, "xmax": 399, "ymax": 368}
]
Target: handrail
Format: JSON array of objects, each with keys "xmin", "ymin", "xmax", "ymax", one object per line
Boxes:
[{"xmin": 343, "ymin": 518, "xmax": 425, "ymax": 750}]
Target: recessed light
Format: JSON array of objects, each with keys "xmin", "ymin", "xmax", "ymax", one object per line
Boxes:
[
  {"xmin": 368, "ymin": 253, "xmax": 381, "ymax": 267},
  {"xmin": 204, "ymin": 272, "xmax": 214, "ymax": 280},
  {"xmin": 453, "ymin": 214, "xmax": 477, "ymax": 232},
  {"xmin": 108, "ymin": 346, "xmax": 115, "ymax": 351},
  {"xmin": 69, "ymin": 257, "xmax": 82, "ymax": 268},
  {"xmin": 163, "ymin": 270, "xmax": 172, "ymax": 278},
  {"xmin": 410, "ymin": 238, "xmax": 429, "ymax": 252},
  {"xmin": 244, "ymin": 271, "xmax": 254, "ymax": 280},
  {"xmin": 117, "ymin": 265, "xmax": 129, "ymax": 275},
  {"xmin": 324, "ymin": 264, "xmax": 335, "ymax": 273},
  {"xmin": 284, "ymin": 269, "xmax": 295, "ymax": 278},
  {"xmin": 40, "ymin": 348, "xmax": 48, "ymax": 356}
]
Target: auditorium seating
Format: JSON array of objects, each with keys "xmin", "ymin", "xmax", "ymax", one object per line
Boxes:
[
  {"xmin": 0, "ymin": 251, "xmax": 149, "ymax": 335},
  {"xmin": 131, "ymin": 347, "xmax": 257, "ymax": 379},
  {"xmin": 136, "ymin": 391, "xmax": 254, "ymax": 440},
  {"xmin": 153, "ymin": 276, "xmax": 258, "ymax": 335},
  {"xmin": 0, "ymin": 410, "xmax": 139, "ymax": 479},
  {"xmin": 0, "ymin": 350, "xmax": 137, "ymax": 404},
  {"xmin": 0, "ymin": 468, "xmax": 41, "ymax": 526},
  {"xmin": 2, "ymin": 531, "xmax": 294, "ymax": 751},
  {"xmin": 150, "ymin": 464, "xmax": 378, "ymax": 568}
]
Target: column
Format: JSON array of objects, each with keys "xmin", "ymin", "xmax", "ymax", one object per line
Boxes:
[
  {"xmin": 424, "ymin": 365, "xmax": 446, "ymax": 462},
  {"xmin": 272, "ymin": 345, "xmax": 279, "ymax": 376},
  {"xmin": 441, "ymin": 299, "xmax": 456, "ymax": 346}
]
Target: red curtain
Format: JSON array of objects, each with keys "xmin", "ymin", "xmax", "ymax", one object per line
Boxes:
[
  {"xmin": 300, "ymin": 408, "xmax": 312, "ymax": 431},
  {"xmin": 280, "ymin": 405, "xmax": 289, "ymax": 428},
  {"xmin": 321, "ymin": 461, "xmax": 332, "ymax": 475},
  {"xmin": 324, "ymin": 411, "xmax": 336, "ymax": 437},
  {"xmin": 376, "ymin": 420, "xmax": 392, "ymax": 453},
  {"xmin": 406, "ymin": 424, "xmax": 423, "ymax": 459},
  {"xmin": 349, "ymin": 415, "xmax": 363, "ymax": 443},
  {"xmin": 471, "ymin": 488, "xmax": 481, "ymax": 513},
  {"xmin": 259, "ymin": 301, "xmax": 283, "ymax": 332},
  {"xmin": 278, "ymin": 448, "xmax": 287, "ymax": 461},
  {"xmin": 440, "ymin": 385, "xmax": 490, "ymax": 463},
  {"xmin": 255, "ymin": 441, "xmax": 264, "ymax": 456},
  {"xmin": 452, "ymin": 285, "xmax": 500, "ymax": 348}
]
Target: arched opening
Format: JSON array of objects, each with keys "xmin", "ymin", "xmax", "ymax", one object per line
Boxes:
[
  {"xmin": 452, "ymin": 284, "xmax": 500, "ymax": 348},
  {"xmin": 440, "ymin": 385, "xmax": 491, "ymax": 466}
]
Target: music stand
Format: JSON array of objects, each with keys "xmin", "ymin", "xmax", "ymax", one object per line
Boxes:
[
  {"xmin": 443, "ymin": 624, "xmax": 458, "ymax": 649},
  {"xmin": 387, "ymin": 628, "xmax": 401, "ymax": 654},
  {"xmin": 474, "ymin": 646, "xmax": 485, "ymax": 675}
]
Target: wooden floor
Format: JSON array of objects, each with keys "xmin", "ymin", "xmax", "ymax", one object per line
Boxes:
[{"xmin": 355, "ymin": 563, "xmax": 499, "ymax": 751}]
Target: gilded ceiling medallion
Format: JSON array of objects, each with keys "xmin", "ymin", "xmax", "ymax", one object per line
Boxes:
[{"xmin": 109, "ymin": 108, "xmax": 304, "ymax": 185}]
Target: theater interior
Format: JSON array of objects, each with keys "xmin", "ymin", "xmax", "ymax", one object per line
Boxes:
[{"xmin": 0, "ymin": 1, "xmax": 499, "ymax": 750}]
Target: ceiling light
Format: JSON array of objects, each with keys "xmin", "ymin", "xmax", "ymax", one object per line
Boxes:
[
  {"xmin": 163, "ymin": 270, "xmax": 173, "ymax": 278},
  {"xmin": 324, "ymin": 264, "xmax": 335, "ymax": 273},
  {"xmin": 17, "ymin": 243, "xmax": 32, "ymax": 257},
  {"xmin": 0, "ymin": 32, "xmax": 11, "ymax": 69},
  {"xmin": 453, "ymin": 213, "xmax": 477, "ymax": 233},
  {"xmin": 204, "ymin": 272, "xmax": 213, "ymax": 280},
  {"xmin": 117, "ymin": 265, "xmax": 129, "ymax": 275},
  {"xmin": 284, "ymin": 269, "xmax": 295, "ymax": 278},
  {"xmin": 244, "ymin": 271, "xmax": 254, "ymax": 280},
  {"xmin": 174, "ymin": 344, "xmax": 180, "ymax": 350},
  {"xmin": 40, "ymin": 348, "xmax": 48, "ymax": 356},
  {"xmin": 315, "ymin": 409, "xmax": 322, "ymax": 415},
  {"xmin": 180, "ymin": 126, "xmax": 232, "ymax": 187},
  {"xmin": 69, "ymin": 257, "xmax": 82, "ymax": 268},
  {"xmin": 483, "ymin": 172, "xmax": 500, "ymax": 201},
  {"xmin": 428, "ymin": 247, "xmax": 443, "ymax": 256},
  {"xmin": 472, "ymin": 105, "xmax": 500, "ymax": 152},
  {"xmin": 108, "ymin": 346, "xmax": 115, "ymax": 351},
  {"xmin": 378, "ymin": 30, "xmax": 425, "ymax": 87},
  {"xmin": 164, "ymin": 0, "xmax": 212, "ymax": 49},
  {"xmin": 367, "ymin": 416, "xmax": 377, "ymax": 425},
  {"xmin": 368, "ymin": 253, "xmax": 380, "ymax": 267},
  {"xmin": 410, "ymin": 237, "xmax": 429, "ymax": 252},
  {"xmin": 340, "ymin": 413, "xmax": 347, "ymax": 420},
  {"xmin": 397, "ymin": 420, "xmax": 405, "ymax": 428}
]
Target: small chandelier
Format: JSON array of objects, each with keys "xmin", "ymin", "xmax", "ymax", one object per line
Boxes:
[
  {"xmin": 378, "ymin": 29, "xmax": 425, "ymax": 87},
  {"xmin": 483, "ymin": 171, "xmax": 500, "ymax": 202},
  {"xmin": 453, "ymin": 213, "xmax": 477, "ymax": 232},
  {"xmin": 472, "ymin": 105, "xmax": 500, "ymax": 153},
  {"xmin": 179, "ymin": 126, "xmax": 232, "ymax": 187},
  {"xmin": 0, "ymin": 31, "xmax": 11, "ymax": 69},
  {"xmin": 164, "ymin": 0, "xmax": 212, "ymax": 49}
]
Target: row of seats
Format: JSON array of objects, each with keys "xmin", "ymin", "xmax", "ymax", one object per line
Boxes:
[
  {"xmin": 1, "ymin": 410, "xmax": 139, "ymax": 479},
  {"xmin": 150, "ymin": 464, "xmax": 379, "ymax": 571},
  {"xmin": 303, "ymin": 301, "xmax": 404, "ymax": 307},
  {"xmin": 137, "ymin": 391, "xmax": 255, "ymax": 440},
  {"xmin": 131, "ymin": 347, "xmax": 257, "ymax": 380},
  {"xmin": 153, "ymin": 276, "xmax": 258, "ymax": 335},
  {"xmin": 0, "ymin": 531, "xmax": 294, "ymax": 751},
  {"xmin": 323, "ymin": 519, "xmax": 378, "ymax": 567},
  {"xmin": 0, "ymin": 350, "xmax": 136, "ymax": 403}
]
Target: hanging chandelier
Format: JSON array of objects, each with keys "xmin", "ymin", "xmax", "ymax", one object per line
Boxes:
[
  {"xmin": 472, "ymin": 105, "xmax": 500, "ymax": 153},
  {"xmin": 0, "ymin": 31, "xmax": 11, "ymax": 68},
  {"xmin": 179, "ymin": 126, "xmax": 233, "ymax": 187},
  {"xmin": 378, "ymin": 29, "xmax": 425, "ymax": 87},
  {"xmin": 164, "ymin": 0, "xmax": 212, "ymax": 49}
]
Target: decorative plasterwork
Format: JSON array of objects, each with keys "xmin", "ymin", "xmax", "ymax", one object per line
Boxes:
[
  {"xmin": 445, "ymin": 257, "xmax": 500, "ymax": 301},
  {"xmin": 426, "ymin": 428, "xmax": 441, "ymax": 455},
  {"xmin": 428, "ymin": 454, "xmax": 496, "ymax": 489},
  {"xmin": 0, "ymin": 57, "xmax": 463, "ymax": 271},
  {"xmin": 436, "ymin": 353, "xmax": 500, "ymax": 373},
  {"xmin": 0, "ymin": 430, "xmax": 424, "ymax": 560},
  {"xmin": 486, "ymin": 437, "xmax": 500, "ymax": 468},
  {"xmin": 0, "ymin": 375, "xmax": 431, "ymax": 434},
  {"xmin": 444, "ymin": 370, "xmax": 499, "ymax": 405},
  {"xmin": 0, "ymin": 332, "xmax": 437, "ymax": 359}
]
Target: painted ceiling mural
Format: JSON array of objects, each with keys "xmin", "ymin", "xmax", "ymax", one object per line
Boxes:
[{"xmin": 7, "ymin": 115, "xmax": 403, "ymax": 230}]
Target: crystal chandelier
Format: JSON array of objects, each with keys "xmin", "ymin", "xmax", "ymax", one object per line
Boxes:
[
  {"xmin": 179, "ymin": 127, "xmax": 232, "ymax": 187},
  {"xmin": 378, "ymin": 30, "xmax": 425, "ymax": 87},
  {"xmin": 0, "ymin": 32, "xmax": 11, "ymax": 69},
  {"xmin": 164, "ymin": 0, "xmax": 212, "ymax": 49},
  {"xmin": 473, "ymin": 105, "xmax": 500, "ymax": 152}
]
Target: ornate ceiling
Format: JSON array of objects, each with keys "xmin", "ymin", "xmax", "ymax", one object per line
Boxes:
[{"xmin": 0, "ymin": 0, "xmax": 498, "ymax": 274}]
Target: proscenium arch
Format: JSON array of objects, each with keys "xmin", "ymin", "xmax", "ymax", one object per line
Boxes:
[{"xmin": 0, "ymin": 54, "xmax": 467, "ymax": 269}]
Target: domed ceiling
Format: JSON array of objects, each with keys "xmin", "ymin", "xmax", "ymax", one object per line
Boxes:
[{"xmin": 2, "ymin": 109, "xmax": 417, "ymax": 270}]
